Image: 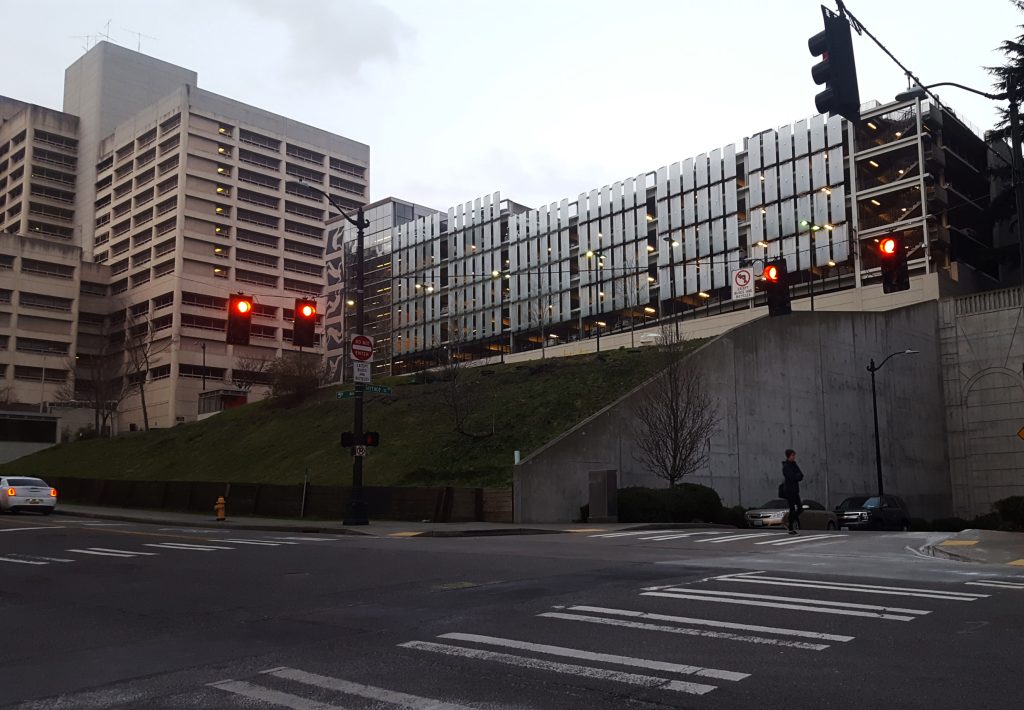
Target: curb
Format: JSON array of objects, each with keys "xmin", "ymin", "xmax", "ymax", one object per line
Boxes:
[
  {"xmin": 53, "ymin": 508, "xmax": 371, "ymax": 536},
  {"xmin": 412, "ymin": 528, "xmax": 566, "ymax": 538},
  {"xmin": 920, "ymin": 543, "xmax": 975, "ymax": 563}
]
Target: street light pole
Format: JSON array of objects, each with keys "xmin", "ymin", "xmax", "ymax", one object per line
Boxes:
[
  {"xmin": 200, "ymin": 342, "xmax": 207, "ymax": 391},
  {"xmin": 291, "ymin": 180, "xmax": 370, "ymax": 525},
  {"xmin": 866, "ymin": 349, "xmax": 919, "ymax": 498},
  {"xmin": 664, "ymin": 237, "xmax": 679, "ymax": 339}
]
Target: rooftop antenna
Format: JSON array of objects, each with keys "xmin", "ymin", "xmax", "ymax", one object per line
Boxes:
[
  {"xmin": 70, "ymin": 34, "xmax": 96, "ymax": 51},
  {"xmin": 123, "ymin": 28, "xmax": 157, "ymax": 52},
  {"xmin": 98, "ymin": 19, "xmax": 114, "ymax": 44}
]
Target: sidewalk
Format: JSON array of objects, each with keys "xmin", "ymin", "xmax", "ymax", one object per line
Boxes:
[
  {"xmin": 922, "ymin": 529, "xmax": 1024, "ymax": 568},
  {"xmin": 52, "ymin": 503, "xmax": 649, "ymax": 537}
]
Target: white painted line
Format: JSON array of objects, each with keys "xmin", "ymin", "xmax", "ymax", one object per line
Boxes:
[
  {"xmin": 719, "ymin": 574, "xmax": 987, "ymax": 600},
  {"xmin": 88, "ymin": 547, "xmax": 159, "ymax": 556},
  {"xmin": 590, "ymin": 530, "xmax": 684, "ymax": 538},
  {"xmin": 67, "ymin": 548, "xmax": 140, "ymax": 558},
  {"xmin": 655, "ymin": 587, "xmax": 931, "ymax": 613},
  {"xmin": 565, "ymin": 605, "xmax": 854, "ymax": 642},
  {"xmin": 209, "ymin": 679, "xmax": 345, "ymax": 709},
  {"xmin": 400, "ymin": 640, "xmax": 717, "ymax": 695},
  {"xmin": 641, "ymin": 532, "xmax": 723, "ymax": 541},
  {"xmin": 6, "ymin": 554, "xmax": 75, "ymax": 563},
  {"xmin": 271, "ymin": 536, "xmax": 336, "ymax": 542},
  {"xmin": 539, "ymin": 612, "xmax": 829, "ymax": 651},
  {"xmin": 216, "ymin": 539, "xmax": 289, "ymax": 546},
  {"xmin": 0, "ymin": 556, "xmax": 48, "ymax": 565},
  {"xmin": 264, "ymin": 666, "xmax": 484, "ymax": 709},
  {"xmin": 700, "ymin": 532, "xmax": 783, "ymax": 544},
  {"xmin": 438, "ymin": 632, "xmax": 748, "ymax": 682},
  {"xmin": 144, "ymin": 542, "xmax": 234, "ymax": 551},
  {"xmin": 756, "ymin": 534, "xmax": 844, "ymax": 546},
  {"xmin": 643, "ymin": 590, "xmax": 924, "ymax": 621},
  {"xmin": 965, "ymin": 581, "xmax": 1024, "ymax": 589},
  {"xmin": 80, "ymin": 522, "xmax": 130, "ymax": 526},
  {"xmin": 0, "ymin": 525, "xmax": 64, "ymax": 532}
]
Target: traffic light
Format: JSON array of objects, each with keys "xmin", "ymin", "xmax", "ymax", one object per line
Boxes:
[
  {"xmin": 226, "ymin": 294, "xmax": 253, "ymax": 345},
  {"xmin": 341, "ymin": 431, "xmax": 381, "ymax": 447},
  {"xmin": 808, "ymin": 6, "xmax": 860, "ymax": 122},
  {"xmin": 878, "ymin": 236, "xmax": 910, "ymax": 293},
  {"xmin": 293, "ymin": 298, "xmax": 317, "ymax": 347},
  {"xmin": 763, "ymin": 259, "xmax": 792, "ymax": 316}
]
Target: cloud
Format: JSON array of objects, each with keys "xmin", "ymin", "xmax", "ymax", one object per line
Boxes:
[{"xmin": 230, "ymin": 0, "xmax": 414, "ymax": 85}]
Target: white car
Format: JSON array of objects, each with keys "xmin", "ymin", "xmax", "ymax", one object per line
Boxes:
[{"xmin": 0, "ymin": 477, "xmax": 57, "ymax": 515}]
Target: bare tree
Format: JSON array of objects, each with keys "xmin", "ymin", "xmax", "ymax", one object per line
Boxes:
[
  {"xmin": 632, "ymin": 326, "xmax": 719, "ymax": 486},
  {"xmin": 0, "ymin": 384, "xmax": 15, "ymax": 405},
  {"xmin": 124, "ymin": 310, "xmax": 171, "ymax": 431},
  {"xmin": 232, "ymin": 354, "xmax": 271, "ymax": 391},
  {"xmin": 435, "ymin": 324, "xmax": 489, "ymax": 438},
  {"xmin": 622, "ymin": 256, "xmax": 642, "ymax": 348},
  {"xmin": 267, "ymin": 351, "xmax": 328, "ymax": 401},
  {"xmin": 58, "ymin": 346, "xmax": 128, "ymax": 437}
]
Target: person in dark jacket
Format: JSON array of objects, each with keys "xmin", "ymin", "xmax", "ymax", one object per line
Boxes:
[{"xmin": 782, "ymin": 449, "xmax": 804, "ymax": 534}]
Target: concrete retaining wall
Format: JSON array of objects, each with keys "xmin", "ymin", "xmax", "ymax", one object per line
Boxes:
[{"xmin": 514, "ymin": 303, "xmax": 951, "ymax": 522}]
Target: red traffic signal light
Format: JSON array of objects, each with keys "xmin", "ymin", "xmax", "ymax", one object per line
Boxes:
[
  {"xmin": 292, "ymin": 298, "xmax": 317, "ymax": 347},
  {"xmin": 878, "ymin": 237, "xmax": 910, "ymax": 293},
  {"xmin": 763, "ymin": 259, "xmax": 791, "ymax": 316},
  {"xmin": 808, "ymin": 6, "xmax": 860, "ymax": 121},
  {"xmin": 341, "ymin": 431, "xmax": 380, "ymax": 447},
  {"xmin": 226, "ymin": 294, "xmax": 253, "ymax": 345}
]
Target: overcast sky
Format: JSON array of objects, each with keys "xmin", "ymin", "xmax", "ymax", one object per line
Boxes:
[{"xmin": 5, "ymin": 0, "xmax": 1020, "ymax": 211}]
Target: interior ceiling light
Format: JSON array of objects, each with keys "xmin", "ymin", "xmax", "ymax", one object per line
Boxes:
[
  {"xmin": 869, "ymin": 160, "xmax": 880, "ymax": 168},
  {"xmin": 870, "ymin": 199, "xmax": 881, "ymax": 206},
  {"xmin": 867, "ymin": 121, "xmax": 878, "ymax": 130}
]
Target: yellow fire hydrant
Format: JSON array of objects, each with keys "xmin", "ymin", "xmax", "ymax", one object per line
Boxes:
[{"xmin": 214, "ymin": 496, "xmax": 226, "ymax": 522}]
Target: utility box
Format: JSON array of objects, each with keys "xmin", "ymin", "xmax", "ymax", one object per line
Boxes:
[{"xmin": 588, "ymin": 469, "xmax": 618, "ymax": 523}]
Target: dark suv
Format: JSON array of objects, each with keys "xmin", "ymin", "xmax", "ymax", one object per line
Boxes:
[{"xmin": 835, "ymin": 495, "xmax": 912, "ymax": 531}]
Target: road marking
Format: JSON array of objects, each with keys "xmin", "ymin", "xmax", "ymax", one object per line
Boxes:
[
  {"xmin": 966, "ymin": 580, "xmax": 1024, "ymax": 589},
  {"xmin": 590, "ymin": 530, "xmax": 692, "ymax": 538},
  {"xmin": 701, "ymin": 532, "xmax": 782, "ymax": 543},
  {"xmin": 5, "ymin": 553, "xmax": 75, "ymax": 563},
  {"xmin": 757, "ymin": 534, "xmax": 847, "ymax": 546},
  {"xmin": 209, "ymin": 679, "xmax": 345, "ymax": 709},
  {"xmin": 718, "ymin": 574, "xmax": 988, "ymax": 600},
  {"xmin": 437, "ymin": 632, "xmax": 749, "ymax": 682},
  {"xmin": 0, "ymin": 525, "xmax": 64, "ymax": 532},
  {"xmin": 939, "ymin": 540, "xmax": 979, "ymax": 547},
  {"xmin": 562, "ymin": 605, "xmax": 854, "ymax": 642},
  {"xmin": 1009, "ymin": 559, "xmax": 1024, "ymax": 567},
  {"xmin": 144, "ymin": 542, "xmax": 234, "ymax": 551},
  {"xmin": 217, "ymin": 539, "xmax": 298, "ymax": 546},
  {"xmin": 565, "ymin": 528, "xmax": 607, "ymax": 533},
  {"xmin": 538, "ymin": 611, "xmax": 829, "ymax": 650},
  {"xmin": 0, "ymin": 556, "xmax": 48, "ymax": 565},
  {"xmin": 80, "ymin": 522, "xmax": 131, "ymax": 527},
  {"xmin": 388, "ymin": 532, "xmax": 423, "ymax": 537},
  {"xmin": 640, "ymin": 532, "xmax": 727, "ymax": 541},
  {"xmin": 263, "ymin": 665, "xmax": 489, "ymax": 709},
  {"xmin": 400, "ymin": 640, "xmax": 718, "ymax": 695},
  {"xmin": 643, "ymin": 589, "xmax": 927, "ymax": 621},
  {"xmin": 67, "ymin": 548, "xmax": 157, "ymax": 558},
  {"xmin": 270, "ymin": 536, "xmax": 337, "ymax": 542}
]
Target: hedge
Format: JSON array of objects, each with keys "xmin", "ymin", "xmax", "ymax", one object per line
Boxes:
[{"xmin": 618, "ymin": 484, "xmax": 724, "ymax": 524}]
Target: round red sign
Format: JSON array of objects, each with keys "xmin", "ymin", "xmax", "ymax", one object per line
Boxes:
[{"xmin": 351, "ymin": 334, "xmax": 373, "ymax": 362}]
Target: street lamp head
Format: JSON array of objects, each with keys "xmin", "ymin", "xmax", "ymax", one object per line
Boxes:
[
  {"xmin": 904, "ymin": 349, "xmax": 919, "ymax": 354},
  {"xmin": 895, "ymin": 85, "xmax": 928, "ymax": 103}
]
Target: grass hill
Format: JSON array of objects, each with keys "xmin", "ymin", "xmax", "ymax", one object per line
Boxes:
[{"xmin": 0, "ymin": 345, "xmax": 695, "ymax": 488}]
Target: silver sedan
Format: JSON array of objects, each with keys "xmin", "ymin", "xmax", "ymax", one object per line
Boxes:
[
  {"xmin": 0, "ymin": 477, "xmax": 57, "ymax": 515},
  {"xmin": 744, "ymin": 499, "xmax": 837, "ymax": 531}
]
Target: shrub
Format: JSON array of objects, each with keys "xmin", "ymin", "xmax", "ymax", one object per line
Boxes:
[
  {"xmin": 910, "ymin": 518, "xmax": 931, "ymax": 532},
  {"xmin": 992, "ymin": 496, "xmax": 1024, "ymax": 531},
  {"xmin": 930, "ymin": 517, "xmax": 970, "ymax": 532},
  {"xmin": 618, "ymin": 484, "xmax": 723, "ymax": 524},
  {"xmin": 715, "ymin": 505, "xmax": 748, "ymax": 528},
  {"xmin": 970, "ymin": 512, "xmax": 1002, "ymax": 531}
]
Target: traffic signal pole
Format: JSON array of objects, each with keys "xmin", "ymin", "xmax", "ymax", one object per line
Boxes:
[{"xmin": 345, "ymin": 205, "xmax": 370, "ymax": 526}]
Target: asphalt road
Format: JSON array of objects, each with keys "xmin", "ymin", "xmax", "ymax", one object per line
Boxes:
[{"xmin": 2, "ymin": 515, "xmax": 1022, "ymax": 709}]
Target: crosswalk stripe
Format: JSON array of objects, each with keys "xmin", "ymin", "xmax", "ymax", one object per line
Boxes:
[
  {"xmin": 144, "ymin": 542, "xmax": 234, "ymax": 551},
  {"xmin": 643, "ymin": 590, "xmax": 924, "ymax": 621},
  {"xmin": 263, "ymin": 666, "xmax": 481, "ymax": 709},
  {"xmin": 437, "ymin": 632, "xmax": 748, "ymax": 682},
  {"xmin": 67, "ymin": 548, "xmax": 145, "ymax": 558},
  {"xmin": 654, "ymin": 587, "xmax": 931, "ymax": 613},
  {"xmin": 271, "ymin": 536, "xmax": 336, "ymax": 542},
  {"xmin": 217, "ymin": 539, "xmax": 293, "ymax": 546},
  {"xmin": 88, "ymin": 547, "xmax": 158, "ymax": 556},
  {"xmin": 209, "ymin": 679, "xmax": 344, "ymax": 709},
  {"xmin": 0, "ymin": 525, "xmax": 64, "ymax": 532},
  {"xmin": 965, "ymin": 581, "xmax": 1024, "ymax": 589},
  {"xmin": 721, "ymin": 573, "xmax": 987, "ymax": 600},
  {"xmin": 0, "ymin": 556, "xmax": 48, "ymax": 565},
  {"xmin": 701, "ymin": 532, "xmax": 782, "ymax": 543},
  {"xmin": 564, "ymin": 605, "xmax": 854, "ymax": 642},
  {"xmin": 400, "ymin": 640, "xmax": 717, "ymax": 695},
  {"xmin": 640, "ymin": 532, "xmax": 723, "ymax": 541},
  {"xmin": 538, "ymin": 612, "xmax": 830, "ymax": 650},
  {"xmin": 755, "ymin": 534, "xmax": 844, "ymax": 546},
  {"xmin": 590, "ymin": 530, "xmax": 684, "ymax": 538}
]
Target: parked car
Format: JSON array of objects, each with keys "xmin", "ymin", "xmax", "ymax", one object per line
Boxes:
[
  {"xmin": 835, "ymin": 495, "xmax": 911, "ymax": 531},
  {"xmin": 0, "ymin": 477, "xmax": 57, "ymax": 515},
  {"xmin": 745, "ymin": 499, "xmax": 837, "ymax": 531}
]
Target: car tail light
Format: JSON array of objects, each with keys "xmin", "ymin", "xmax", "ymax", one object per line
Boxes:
[
  {"xmin": 50, "ymin": 488, "xmax": 57, "ymax": 497},
  {"xmin": 5, "ymin": 487, "xmax": 14, "ymax": 496}
]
